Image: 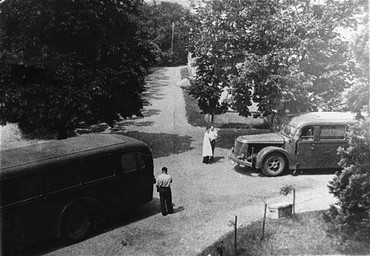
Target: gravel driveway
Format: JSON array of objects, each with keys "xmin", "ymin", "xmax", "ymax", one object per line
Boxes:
[{"xmin": 30, "ymin": 66, "xmax": 337, "ymax": 256}]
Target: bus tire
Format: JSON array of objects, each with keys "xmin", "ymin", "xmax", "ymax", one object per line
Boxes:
[
  {"xmin": 62, "ymin": 205, "xmax": 93, "ymax": 243},
  {"xmin": 262, "ymin": 153, "xmax": 286, "ymax": 177}
]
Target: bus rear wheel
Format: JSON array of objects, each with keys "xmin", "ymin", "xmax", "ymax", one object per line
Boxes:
[{"xmin": 62, "ymin": 205, "xmax": 93, "ymax": 243}]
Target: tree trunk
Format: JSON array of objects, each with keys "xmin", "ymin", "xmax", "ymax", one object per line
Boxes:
[{"xmin": 57, "ymin": 125, "xmax": 68, "ymax": 140}]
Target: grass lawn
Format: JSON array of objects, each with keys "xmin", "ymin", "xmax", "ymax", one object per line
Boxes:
[
  {"xmin": 199, "ymin": 210, "xmax": 370, "ymax": 256},
  {"xmin": 180, "ymin": 68, "xmax": 209, "ymax": 127}
]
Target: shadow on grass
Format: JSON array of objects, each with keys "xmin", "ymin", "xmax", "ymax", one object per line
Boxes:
[
  {"xmin": 12, "ymin": 199, "xmax": 162, "ymax": 256},
  {"xmin": 123, "ymin": 131, "xmax": 194, "ymax": 159}
]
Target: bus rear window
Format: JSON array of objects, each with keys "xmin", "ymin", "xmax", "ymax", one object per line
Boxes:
[
  {"xmin": 0, "ymin": 174, "xmax": 42, "ymax": 206},
  {"xmin": 137, "ymin": 153, "xmax": 145, "ymax": 169},
  {"xmin": 121, "ymin": 152, "xmax": 137, "ymax": 173}
]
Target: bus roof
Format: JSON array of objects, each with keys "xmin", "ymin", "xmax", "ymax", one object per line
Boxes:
[
  {"xmin": 0, "ymin": 134, "xmax": 147, "ymax": 177},
  {"xmin": 287, "ymin": 112, "xmax": 357, "ymax": 128}
]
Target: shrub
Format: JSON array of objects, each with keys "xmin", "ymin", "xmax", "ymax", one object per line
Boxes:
[{"xmin": 328, "ymin": 118, "xmax": 370, "ymax": 252}]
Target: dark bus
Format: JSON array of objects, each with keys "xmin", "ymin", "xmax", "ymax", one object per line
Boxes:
[{"xmin": 0, "ymin": 134, "xmax": 154, "ymax": 253}]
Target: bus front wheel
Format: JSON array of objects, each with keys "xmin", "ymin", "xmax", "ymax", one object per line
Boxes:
[
  {"xmin": 62, "ymin": 205, "xmax": 93, "ymax": 243},
  {"xmin": 262, "ymin": 153, "xmax": 286, "ymax": 177}
]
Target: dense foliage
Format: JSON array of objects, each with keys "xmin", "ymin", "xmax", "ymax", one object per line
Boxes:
[
  {"xmin": 0, "ymin": 0, "xmax": 155, "ymax": 139},
  {"xmin": 139, "ymin": 1, "xmax": 190, "ymax": 66},
  {"xmin": 328, "ymin": 119, "xmax": 370, "ymax": 252},
  {"xmin": 327, "ymin": 1, "xmax": 369, "ymax": 252},
  {"xmin": 342, "ymin": 0, "xmax": 369, "ymax": 116},
  {"xmin": 187, "ymin": 0, "xmax": 362, "ymax": 123}
]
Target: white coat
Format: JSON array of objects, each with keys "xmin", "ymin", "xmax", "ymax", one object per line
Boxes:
[{"xmin": 202, "ymin": 131, "xmax": 213, "ymax": 157}]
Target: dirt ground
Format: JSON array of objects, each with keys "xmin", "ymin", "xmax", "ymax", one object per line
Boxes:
[{"xmin": 8, "ymin": 66, "xmax": 338, "ymax": 256}]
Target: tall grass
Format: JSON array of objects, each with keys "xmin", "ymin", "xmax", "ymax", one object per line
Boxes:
[
  {"xmin": 199, "ymin": 210, "xmax": 370, "ymax": 256},
  {"xmin": 180, "ymin": 67, "xmax": 209, "ymax": 127}
]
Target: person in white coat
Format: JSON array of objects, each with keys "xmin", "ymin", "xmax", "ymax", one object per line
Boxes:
[{"xmin": 202, "ymin": 126, "xmax": 213, "ymax": 164}]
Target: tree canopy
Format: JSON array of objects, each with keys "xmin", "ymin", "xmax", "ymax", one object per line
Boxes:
[
  {"xmin": 187, "ymin": 0, "xmax": 365, "ymax": 123},
  {"xmin": 139, "ymin": 1, "xmax": 190, "ymax": 65},
  {"xmin": 342, "ymin": 0, "xmax": 369, "ymax": 116},
  {"xmin": 0, "ymin": 0, "xmax": 155, "ymax": 139}
]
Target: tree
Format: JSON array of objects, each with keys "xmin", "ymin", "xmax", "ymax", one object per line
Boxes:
[
  {"xmin": 139, "ymin": 1, "xmax": 190, "ymax": 65},
  {"xmin": 187, "ymin": 0, "xmax": 246, "ymax": 117},
  {"xmin": 0, "ymin": 0, "xmax": 155, "ymax": 139},
  {"xmin": 327, "ymin": 119, "xmax": 370, "ymax": 252},
  {"xmin": 327, "ymin": 1, "xmax": 369, "ymax": 252},
  {"xmin": 342, "ymin": 0, "xmax": 369, "ymax": 116},
  {"xmin": 187, "ymin": 0, "xmax": 359, "ymax": 125}
]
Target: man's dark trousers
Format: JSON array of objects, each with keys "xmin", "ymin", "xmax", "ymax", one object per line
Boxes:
[
  {"xmin": 159, "ymin": 187, "xmax": 173, "ymax": 215},
  {"xmin": 210, "ymin": 140, "xmax": 216, "ymax": 161}
]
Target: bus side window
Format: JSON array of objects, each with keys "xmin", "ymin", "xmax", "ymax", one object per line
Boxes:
[
  {"xmin": 300, "ymin": 126, "xmax": 314, "ymax": 140},
  {"xmin": 0, "ymin": 174, "xmax": 42, "ymax": 206},
  {"xmin": 121, "ymin": 152, "xmax": 137, "ymax": 174},
  {"xmin": 320, "ymin": 125, "xmax": 346, "ymax": 140},
  {"xmin": 45, "ymin": 164, "xmax": 81, "ymax": 193},
  {"xmin": 83, "ymin": 156, "xmax": 115, "ymax": 182}
]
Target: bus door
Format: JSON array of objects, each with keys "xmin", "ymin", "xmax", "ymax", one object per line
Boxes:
[
  {"xmin": 118, "ymin": 152, "xmax": 150, "ymax": 207},
  {"xmin": 82, "ymin": 154, "xmax": 121, "ymax": 209},
  {"xmin": 42, "ymin": 162, "xmax": 83, "ymax": 235},
  {"xmin": 297, "ymin": 125, "xmax": 319, "ymax": 169}
]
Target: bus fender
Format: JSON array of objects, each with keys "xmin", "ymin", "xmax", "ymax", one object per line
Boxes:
[
  {"xmin": 57, "ymin": 197, "xmax": 103, "ymax": 237},
  {"xmin": 255, "ymin": 146, "xmax": 289, "ymax": 169}
]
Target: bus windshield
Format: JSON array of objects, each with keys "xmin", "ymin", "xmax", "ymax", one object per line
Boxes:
[{"xmin": 280, "ymin": 123, "xmax": 296, "ymax": 138}]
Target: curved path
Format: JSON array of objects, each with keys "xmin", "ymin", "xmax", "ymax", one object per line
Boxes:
[{"xmin": 47, "ymin": 67, "xmax": 337, "ymax": 256}]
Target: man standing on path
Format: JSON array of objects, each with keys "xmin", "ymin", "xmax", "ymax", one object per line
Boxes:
[{"xmin": 156, "ymin": 167, "xmax": 174, "ymax": 216}]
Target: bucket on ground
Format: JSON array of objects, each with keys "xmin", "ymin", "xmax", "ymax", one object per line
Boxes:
[{"xmin": 268, "ymin": 202, "xmax": 293, "ymax": 219}]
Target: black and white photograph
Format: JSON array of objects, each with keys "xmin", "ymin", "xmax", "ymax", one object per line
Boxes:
[{"xmin": 0, "ymin": 0, "xmax": 369, "ymax": 255}]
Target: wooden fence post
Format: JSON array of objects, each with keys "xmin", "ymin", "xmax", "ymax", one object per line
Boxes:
[
  {"xmin": 293, "ymin": 188, "xmax": 296, "ymax": 217},
  {"xmin": 261, "ymin": 203, "xmax": 267, "ymax": 240},
  {"xmin": 234, "ymin": 216, "xmax": 237, "ymax": 256}
]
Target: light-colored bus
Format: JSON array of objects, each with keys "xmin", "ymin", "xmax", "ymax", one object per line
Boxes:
[{"xmin": 0, "ymin": 134, "xmax": 154, "ymax": 253}]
